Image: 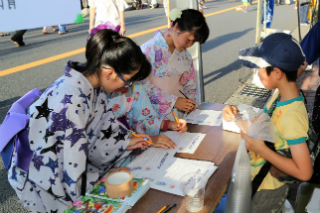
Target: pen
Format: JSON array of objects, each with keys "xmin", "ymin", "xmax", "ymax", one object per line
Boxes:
[
  {"xmin": 179, "ymin": 90, "xmax": 196, "ymax": 109},
  {"xmin": 161, "ymin": 203, "xmax": 177, "ymax": 213},
  {"xmin": 156, "ymin": 204, "xmax": 170, "ymax": 213},
  {"xmin": 130, "ymin": 132, "xmax": 152, "ymax": 145},
  {"xmin": 179, "ymin": 90, "xmax": 189, "ymax": 99},
  {"xmin": 172, "ymin": 111, "xmax": 182, "ymax": 130}
]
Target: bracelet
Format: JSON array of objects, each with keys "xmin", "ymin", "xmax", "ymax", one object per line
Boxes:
[{"xmin": 163, "ymin": 120, "xmax": 170, "ymax": 132}]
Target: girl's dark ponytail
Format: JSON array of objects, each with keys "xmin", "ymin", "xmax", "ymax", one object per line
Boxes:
[{"xmin": 69, "ymin": 29, "xmax": 151, "ymax": 82}]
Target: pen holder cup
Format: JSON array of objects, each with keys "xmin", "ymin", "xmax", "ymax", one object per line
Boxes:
[
  {"xmin": 180, "ymin": 173, "xmax": 208, "ymax": 212},
  {"xmin": 105, "ymin": 171, "xmax": 133, "ymax": 199}
]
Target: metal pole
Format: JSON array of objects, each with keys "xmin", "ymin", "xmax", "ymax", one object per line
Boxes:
[
  {"xmin": 255, "ymin": 0, "xmax": 262, "ymax": 44},
  {"xmin": 194, "ymin": 0, "xmax": 205, "ymax": 103},
  {"xmin": 297, "ymin": 0, "xmax": 302, "ymax": 41},
  {"xmin": 318, "ymin": 0, "xmax": 320, "ymax": 22},
  {"xmin": 167, "ymin": 0, "xmax": 171, "ymax": 27},
  {"xmin": 264, "ymin": 0, "xmax": 267, "ymax": 38}
]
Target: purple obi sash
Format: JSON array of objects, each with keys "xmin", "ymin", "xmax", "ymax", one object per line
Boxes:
[{"xmin": 0, "ymin": 88, "xmax": 41, "ymax": 171}]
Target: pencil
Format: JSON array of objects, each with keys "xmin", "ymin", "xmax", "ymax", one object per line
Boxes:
[
  {"xmin": 172, "ymin": 111, "xmax": 182, "ymax": 130},
  {"xmin": 130, "ymin": 132, "xmax": 152, "ymax": 145},
  {"xmin": 162, "ymin": 203, "xmax": 177, "ymax": 213},
  {"xmin": 179, "ymin": 90, "xmax": 189, "ymax": 99},
  {"xmin": 156, "ymin": 204, "xmax": 170, "ymax": 213}
]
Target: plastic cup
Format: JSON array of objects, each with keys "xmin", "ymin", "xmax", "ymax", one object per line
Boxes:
[
  {"xmin": 233, "ymin": 107, "xmax": 256, "ymax": 133},
  {"xmin": 180, "ymin": 173, "xmax": 208, "ymax": 212}
]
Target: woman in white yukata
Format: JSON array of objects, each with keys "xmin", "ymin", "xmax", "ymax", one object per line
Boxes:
[
  {"xmin": 89, "ymin": 0, "xmax": 128, "ymax": 35},
  {"xmin": 6, "ymin": 29, "xmax": 173, "ymax": 213},
  {"xmin": 141, "ymin": 9, "xmax": 210, "ymax": 120}
]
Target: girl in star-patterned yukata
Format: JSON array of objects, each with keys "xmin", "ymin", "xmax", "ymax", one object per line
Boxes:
[
  {"xmin": 140, "ymin": 9, "xmax": 210, "ymax": 121},
  {"xmin": 6, "ymin": 29, "xmax": 171, "ymax": 213}
]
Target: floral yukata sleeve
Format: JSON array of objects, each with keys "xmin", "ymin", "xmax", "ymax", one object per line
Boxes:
[
  {"xmin": 141, "ymin": 31, "xmax": 197, "ymax": 119},
  {"xmin": 108, "ymin": 81, "xmax": 163, "ymax": 136}
]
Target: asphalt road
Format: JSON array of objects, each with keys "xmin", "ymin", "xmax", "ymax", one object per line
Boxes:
[{"xmin": 0, "ymin": 1, "xmax": 300, "ymax": 212}]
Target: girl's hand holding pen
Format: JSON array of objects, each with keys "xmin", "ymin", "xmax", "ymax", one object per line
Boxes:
[
  {"xmin": 174, "ymin": 97, "xmax": 197, "ymax": 112},
  {"xmin": 169, "ymin": 119, "xmax": 188, "ymax": 133},
  {"xmin": 127, "ymin": 133, "xmax": 152, "ymax": 150}
]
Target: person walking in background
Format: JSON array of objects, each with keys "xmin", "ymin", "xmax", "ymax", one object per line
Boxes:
[
  {"xmin": 58, "ymin": 25, "xmax": 68, "ymax": 35},
  {"xmin": 300, "ymin": 0, "xmax": 311, "ymax": 25},
  {"xmin": 10, "ymin": 30, "xmax": 27, "ymax": 47},
  {"xmin": 89, "ymin": 0, "xmax": 128, "ymax": 36},
  {"xmin": 42, "ymin": 26, "xmax": 58, "ymax": 34},
  {"xmin": 150, "ymin": 0, "xmax": 159, "ymax": 9},
  {"xmin": 200, "ymin": 0, "xmax": 208, "ymax": 8},
  {"xmin": 294, "ymin": 0, "xmax": 298, "ymax": 9},
  {"xmin": 242, "ymin": 0, "xmax": 248, "ymax": 12},
  {"xmin": 0, "ymin": 32, "xmax": 10, "ymax": 36}
]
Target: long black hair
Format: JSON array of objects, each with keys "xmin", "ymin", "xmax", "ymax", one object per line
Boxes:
[
  {"xmin": 69, "ymin": 29, "xmax": 151, "ymax": 82},
  {"xmin": 171, "ymin": 9, "xmax": 210, "ymax": 44}
]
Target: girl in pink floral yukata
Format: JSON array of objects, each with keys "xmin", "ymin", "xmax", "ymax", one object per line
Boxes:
[{"xmin": 141, "ymin": 9, "xmax": 210, "ymax": 121}]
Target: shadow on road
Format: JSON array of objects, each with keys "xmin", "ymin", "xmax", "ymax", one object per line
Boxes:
[
  {"xmin": 203, "ymin": 28, "xmax": 253, "ymax": 52},
  {"xmin": 204, "ymin": 60, "xmax": 244, "ymax": 85}
]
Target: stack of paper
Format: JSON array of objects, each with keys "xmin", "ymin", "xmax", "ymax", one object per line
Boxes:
[
  {"xmin": 86, "ymin": 177, "xmax": 150, "ymax": 207},
  {"xmin": 163, "ymin": 131, "xmax": 206, "ymax": 154},
  {"xmin": 185, "ymin": 109, "xmax": 223, "ymax": 126},
  {"xmin": 64, "ymin": 196, "xmax": 130, "ymax": 213},
  {"xmin": 152, "ymin": 158, "xmax": 218, "ymax": 196},
  {"xmin": 127, "ymin": 133, "xmax": 217, "ymax": 196},
  {"xmin": 306, "ymin": 188, "xmax": 320, "ymax": 213}
]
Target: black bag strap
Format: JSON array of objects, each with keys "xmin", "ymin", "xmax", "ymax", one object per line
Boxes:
[
  {"xmin": 251, "ymin": 94, "xmax": 279, "ymax": 197},
  {"xmin": 251, "ymin": 142, "xmax": 276, "ymax": 198},
  {"xmin": 80, "ymin": 158, "xmax": 88, "ymax": 196}
]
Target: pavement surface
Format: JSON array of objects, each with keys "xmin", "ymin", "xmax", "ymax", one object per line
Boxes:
[{"xmin": 0, "ymin": 1, "xmax": 312, "ymax": 212}]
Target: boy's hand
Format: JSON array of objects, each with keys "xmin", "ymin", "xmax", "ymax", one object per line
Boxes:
[
  {"xmin": 175, "ymin": 98, "xmax": 197, "ymax": 112},
  {"xmin": 241, "ymin": 131, "xmax": 266, "ymax": 153},
  {"xmin": 150, "ymin": 135, "xmax": 177, "ymax": 149},
  {"xmin": 169, "ymin": 119, "xmax": 188, "ymax": 133},
  {"xmin": 222, "ymin": 105, "xmax": 239, "ymax": 122},
  {"xmin": 270, "ymin": 166, "xmax": 288, "ymax": 178}
]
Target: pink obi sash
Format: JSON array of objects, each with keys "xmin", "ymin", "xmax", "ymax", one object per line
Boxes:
[{"xmin": 151, "ymin": 74, "xmax": 184, "ymax": 98}]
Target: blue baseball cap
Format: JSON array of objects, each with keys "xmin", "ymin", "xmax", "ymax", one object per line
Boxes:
[{"xmin": 238, "ymin": 33, "xmax": 305, "ymax": 71}]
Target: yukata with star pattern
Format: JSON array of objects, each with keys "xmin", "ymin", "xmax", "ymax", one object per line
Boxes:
[
  {"xmin": 108, "ymin": 81, "xmax": 163, "ymax": 136},
  {"xmin": 7, "ymin": 61, "xmax": 131, "ymax": 213},
  {"xmin": 140, "ymin": 31, "xmax": 197, "ymax": 120}
]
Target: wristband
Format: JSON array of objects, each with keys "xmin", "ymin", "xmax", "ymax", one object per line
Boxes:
[{"xmin": 163, "ymin": 120, "xmax": 170, "ymax": 132}]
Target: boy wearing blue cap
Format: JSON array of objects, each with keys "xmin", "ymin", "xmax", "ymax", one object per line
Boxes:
[{"xmin": 223, "ymin": 33, "xmax": 313, "ymax": 213}]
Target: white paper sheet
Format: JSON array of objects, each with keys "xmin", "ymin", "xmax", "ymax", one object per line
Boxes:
[
  {"xmin": 163, "ymin": 131, "xmax": 206, "ymax": 154},
  {"xmin": 127, "ymin": 147, "xmax": 176, "ymax": 181},
  {"xmin": 185, "ymin": 110, "xmax": 223, "ymax": 126},
  {"xmin": 306, "ymin": 188, "xmax": 320, "ymax": 213},
  {"xmin": 126, "ymin": 133, "xmax": 217, "ymax": 196},
  {"xmin": 152, "ymin": 158, "xmax": 218, "ymax": 196}
]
